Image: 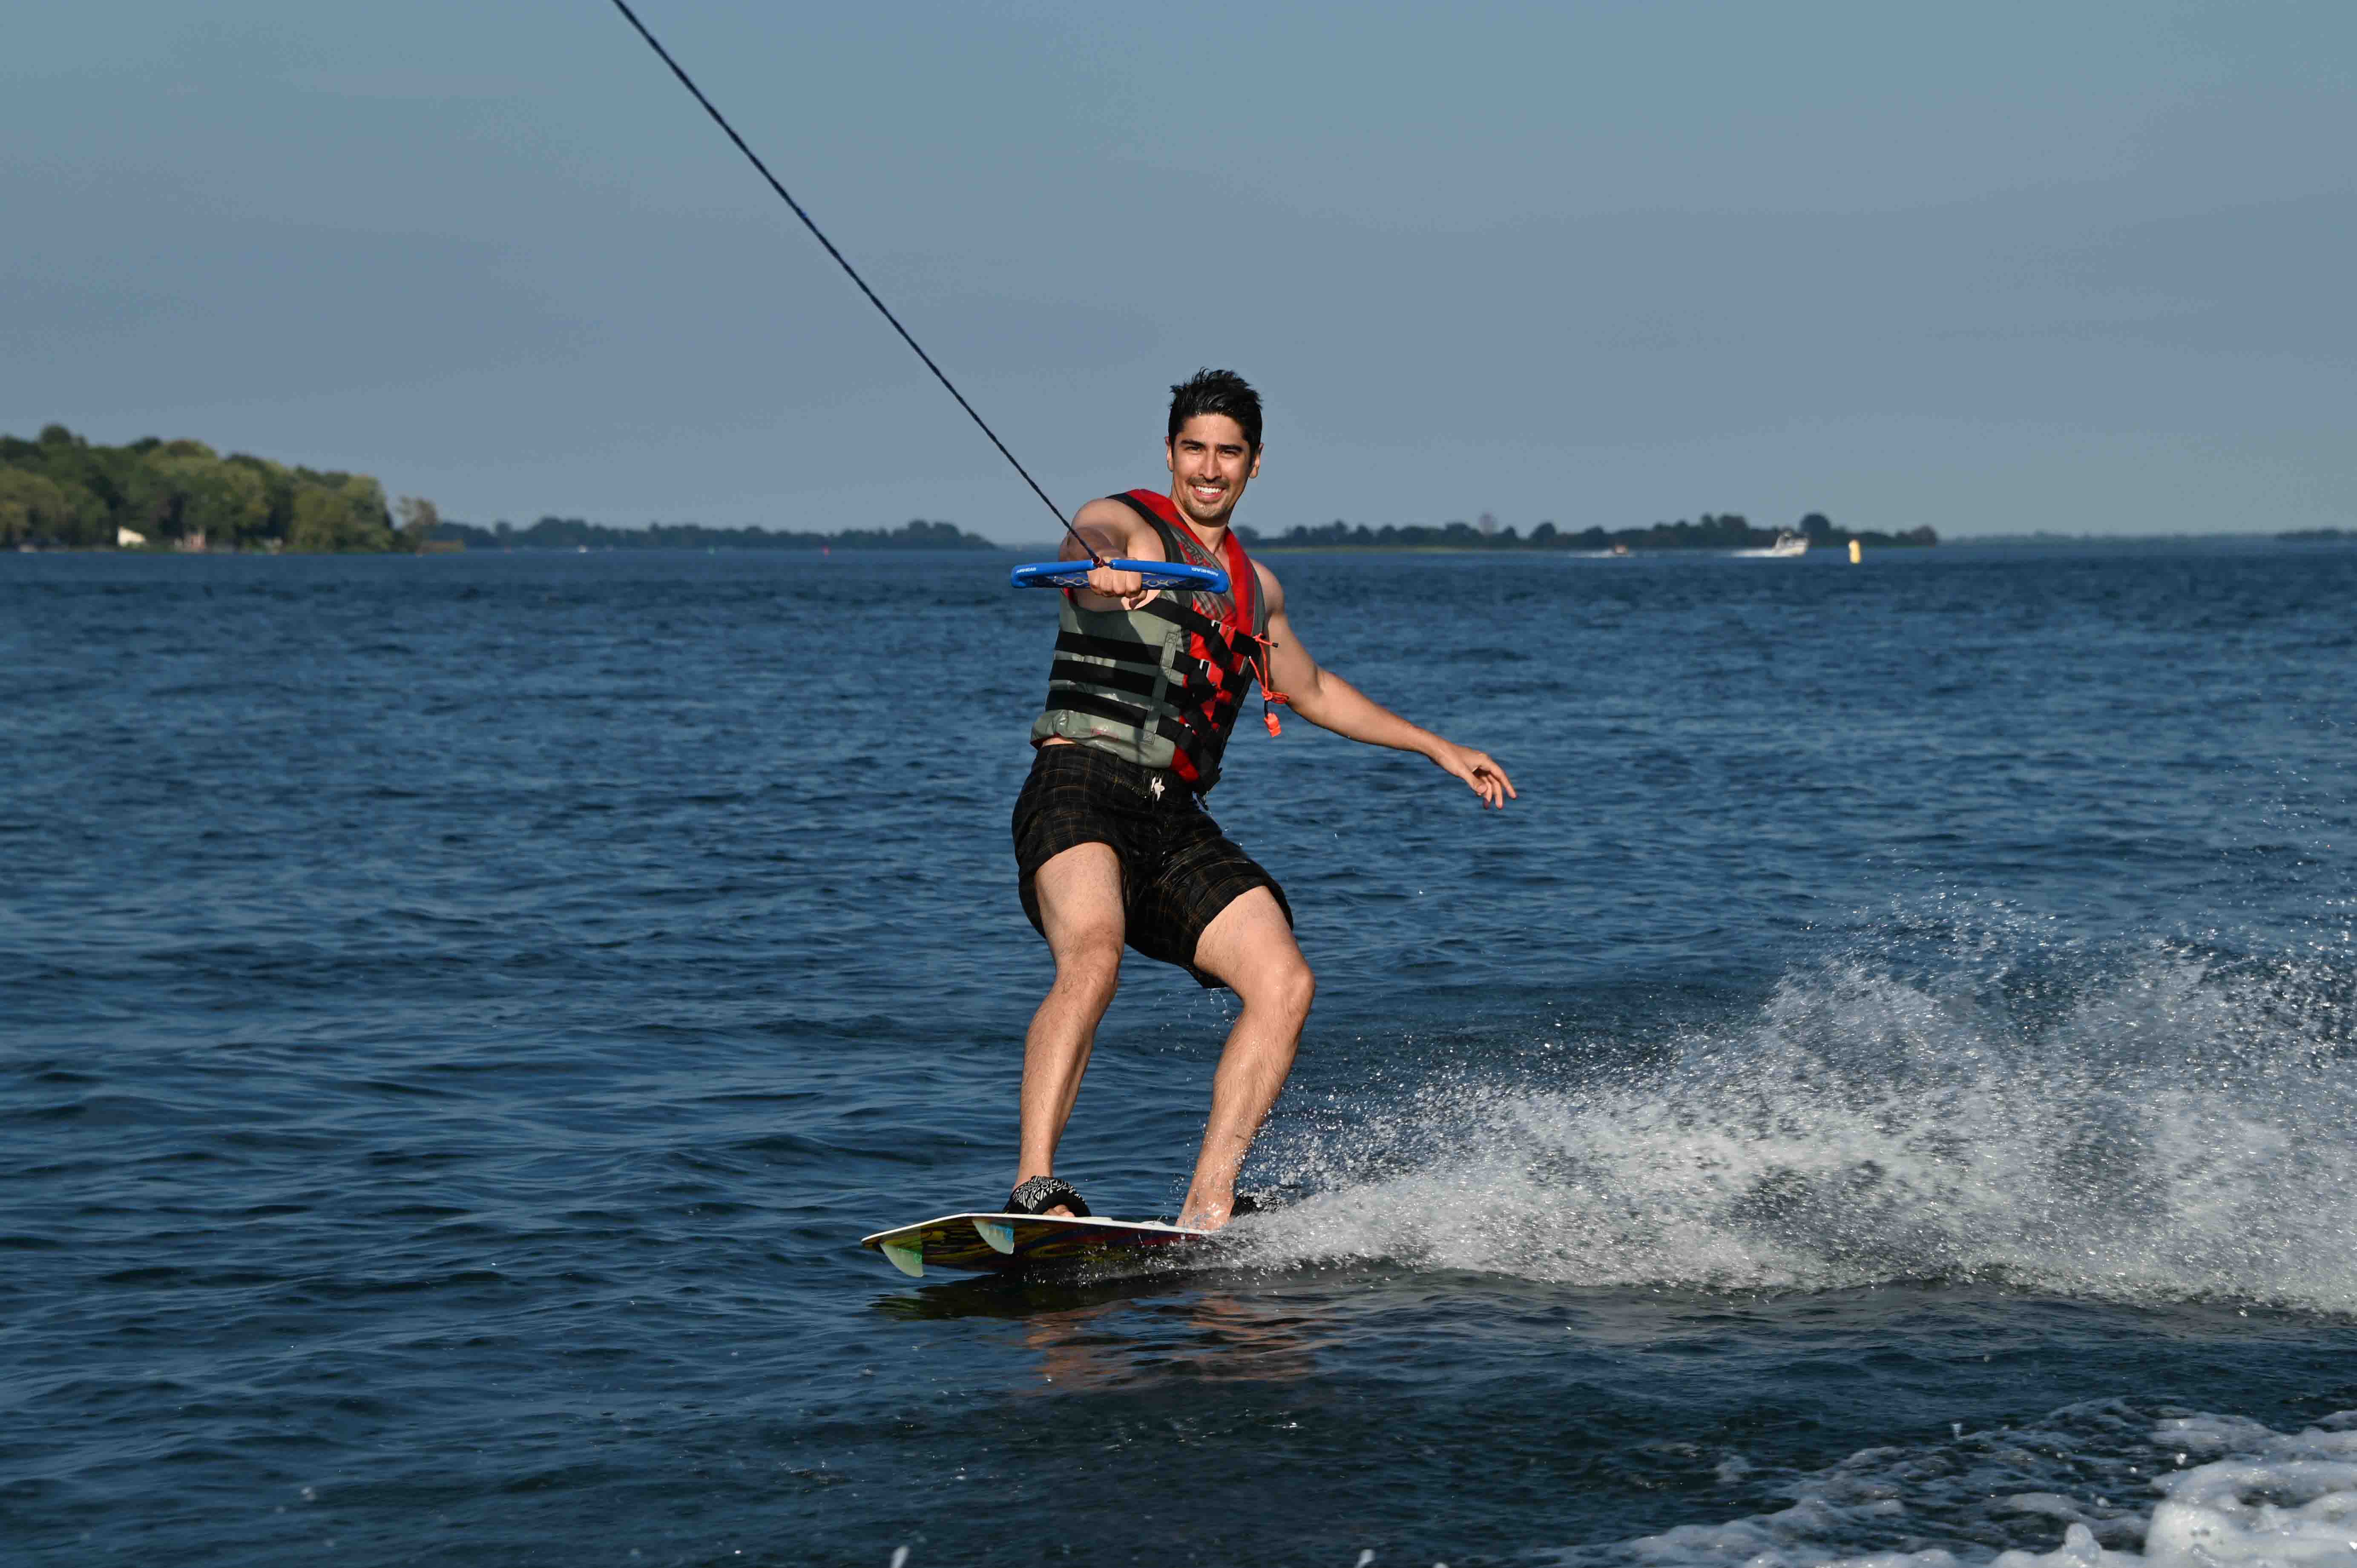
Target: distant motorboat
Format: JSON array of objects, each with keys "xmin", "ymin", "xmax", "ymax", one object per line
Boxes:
[{"xmin": 1736, "ymin": 531, "xmax": 1809, "ymax": 558}]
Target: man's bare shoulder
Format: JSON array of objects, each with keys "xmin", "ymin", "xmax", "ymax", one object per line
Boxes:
[
  {"xmin": 1070, "ymin": 495, "xmax": 1134, "ymax": 528},
  {"xmin": 1252, "ymin": 556, "xmax": 1285, "ymax": 612}
]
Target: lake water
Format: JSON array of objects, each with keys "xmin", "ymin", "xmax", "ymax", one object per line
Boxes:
[{"xmin": 6, "ymin": 541, "xmax": 2356, "ymax": 1567}]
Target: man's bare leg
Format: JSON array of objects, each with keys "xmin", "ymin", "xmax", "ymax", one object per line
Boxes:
[
  {"xmin": 1015, "ymin": 841, "xmax": 1127, "ymax": 1216},
  {"xmin": 1177, "ymin": 887, "xmax": 1315, "ymax": 1230}
]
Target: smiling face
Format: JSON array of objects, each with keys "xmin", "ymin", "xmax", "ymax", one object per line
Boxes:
[{"xmin": 1165, "ymin": 414, "xmax": 1262, "ymax": 532}]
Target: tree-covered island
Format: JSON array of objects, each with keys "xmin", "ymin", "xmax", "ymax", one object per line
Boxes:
[
  {"xmin": 1, "ymin": 426, "xmax": 999, "ymax": 553},
  {"xmin": 2, "ymin": 425, "xmax": 420, "ymax": 551}
]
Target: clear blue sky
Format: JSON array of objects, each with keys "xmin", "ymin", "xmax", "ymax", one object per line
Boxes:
[{"xmin": 6, "ymin": 1, "xmax": 2351, "ymax": 541}]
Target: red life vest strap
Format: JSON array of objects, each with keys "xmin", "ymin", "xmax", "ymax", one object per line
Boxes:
[
  {"xmin": 1112, "ymin": 489, "xmax": 1291, "ymax": 738},
  {"xmin": 1115, "ymin": 489, "xmax": 1259, "ymax": 640}
]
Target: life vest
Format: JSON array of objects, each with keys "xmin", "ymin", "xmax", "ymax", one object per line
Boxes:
[{"xmin": 1029, "ymin": 489, "xmax": 1272, "ymax": 794}]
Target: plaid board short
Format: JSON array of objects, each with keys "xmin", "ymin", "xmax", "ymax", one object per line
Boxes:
[{"xmin": 1012, "ymin": 743, "xmax": 1293, "ymax": 989}]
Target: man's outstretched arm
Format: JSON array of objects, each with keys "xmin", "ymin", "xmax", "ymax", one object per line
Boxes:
[
  {"xmin": 1257, "ymin": 565, "xmax": 1516, "ymax": 809},
  {"xmin": 1059, "ymin": 497, "xmax": 1166, "ymax": 612}
]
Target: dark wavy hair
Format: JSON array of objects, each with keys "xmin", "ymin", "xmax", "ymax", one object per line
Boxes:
[{"xmin": 1167, "ymin": 368, "xmax": 1263, "ymax": 455}]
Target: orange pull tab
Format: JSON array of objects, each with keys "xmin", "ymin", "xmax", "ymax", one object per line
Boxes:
[{"xmin": 1264, "ymin": 710, "xmax": 1283, "ymax": 738}]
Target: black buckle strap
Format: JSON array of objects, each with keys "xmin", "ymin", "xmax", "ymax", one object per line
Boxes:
[{"xmin": 1007, "ymin": 1175, "xmax": 1090, "ymax": 1217}]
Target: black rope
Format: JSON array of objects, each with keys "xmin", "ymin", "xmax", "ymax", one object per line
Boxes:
[{"xmin": 606, "ymin": 0, "xmax": 1100, "ymax": 563}]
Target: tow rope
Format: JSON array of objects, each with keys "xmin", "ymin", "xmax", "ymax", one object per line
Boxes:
[{"xmin": 605, "ymin": 0, "xmax": 1103, "ymax": 566}]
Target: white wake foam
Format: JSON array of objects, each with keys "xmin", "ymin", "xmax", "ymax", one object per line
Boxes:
[
  {"xmin": 1243, "ymin": 939, "xmax": 2357, "ymax": 1312},
  {"xmin": 1541, "ymin": 1402, "xmax": 2357, "ymax": 1568}
]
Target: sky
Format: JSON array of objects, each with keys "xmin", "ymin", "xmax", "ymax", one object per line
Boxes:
[{"xmin": 6, "ymin": 0, "xmax": 2352, "ymax": 543}]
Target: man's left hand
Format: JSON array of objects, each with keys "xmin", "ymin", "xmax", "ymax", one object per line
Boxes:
[{"xmin": 1430, "ymin": 743, "xmax": 1516, "ymax": 809}]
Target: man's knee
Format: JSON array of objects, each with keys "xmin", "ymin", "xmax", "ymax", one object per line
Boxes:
[
  {"xmin": 1239, "ymin": 954, "xmax": 1315, "ymax": 1021},
  {"xmin": 1053, "ymin": 934, "xmax": 1124, "ymax": 1006}
]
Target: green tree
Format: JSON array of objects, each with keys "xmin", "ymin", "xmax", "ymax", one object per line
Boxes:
[
  {"xmin": 0, "ymin": 468, "xmax": 109, "ymax": 546},
  {"xmin": 56, "ymin": 478, "xmax": 109, "ymax": 546},
  {"xmin": 121, "ymin": 448, "xmax": 200, "ymax": 541},
  {"xmin": 287, "ymin": 482, "xmax": 394, "ymax": 551},
  {"xmin": 394, "ymin": 495, "xmax": 440, "ymax": 551},
  {"xmin": 340, "ymin": 473, "xmax": 390, "ymax": 527},
  {"xmin": 143, "ymin": 452, "xmax": 268, "ymax": 547},
  {"xmin": 226, "ymin": 453, "xmax": 300, "ymax": 543},
  {"xmin": 0, "ymin": 468, "xmax": 68, "ymax": 545}
]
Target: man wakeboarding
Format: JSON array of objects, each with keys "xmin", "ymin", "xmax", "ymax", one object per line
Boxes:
[{"xmin": 1009, "ymin": 368, "xmax": 1515, "ymax": 1231}]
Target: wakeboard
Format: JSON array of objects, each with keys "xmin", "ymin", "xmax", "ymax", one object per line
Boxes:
[{"xmin": 859, "ymin": 1212, "xmax": 1210, "ymax": 1278}]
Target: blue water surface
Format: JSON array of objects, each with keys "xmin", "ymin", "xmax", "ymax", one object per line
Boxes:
[{"xmin": 4, "ymin": 542, "xmax": 2355, "ymax": 1566}]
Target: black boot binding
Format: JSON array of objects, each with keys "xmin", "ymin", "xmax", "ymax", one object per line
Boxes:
[{"xmin": 1006, "ymin": 1175, "xmax": 1090, "ymax": 1217}]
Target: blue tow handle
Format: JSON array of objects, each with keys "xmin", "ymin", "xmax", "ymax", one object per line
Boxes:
[{"xmin": 1010, "ymin": 558, "xmax": 1229, "ymax": 594}]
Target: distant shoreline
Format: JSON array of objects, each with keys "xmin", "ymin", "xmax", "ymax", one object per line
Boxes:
[
  {"xmin": 424, "ymin": 515, "xmax": 997, "ymax": 552},
  {"xmin": 979, "ymin": 532, "xmax": 2353, "ymax": 557},
  {"xmin": 1949, "ymin": 529, "xmax": 2354, "ymax": 546},
  {"xmin": 1235, "ymin": 513, "xmax": 1934, "ymax": 555}
]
